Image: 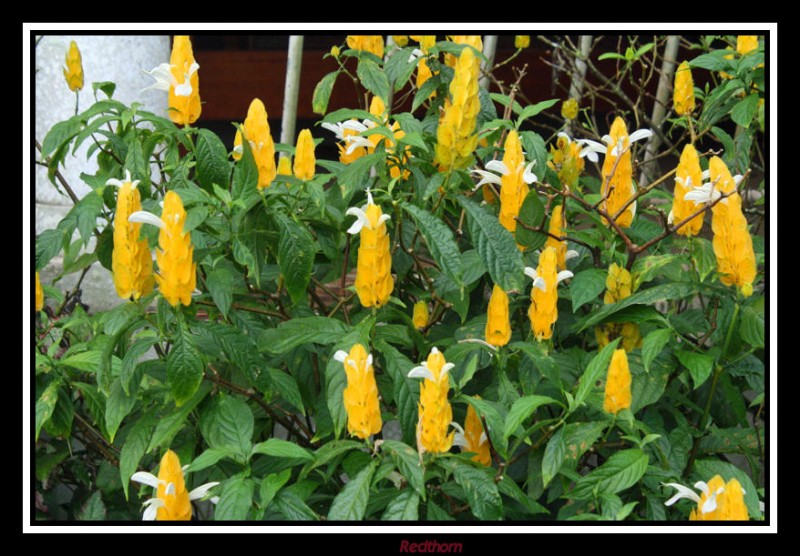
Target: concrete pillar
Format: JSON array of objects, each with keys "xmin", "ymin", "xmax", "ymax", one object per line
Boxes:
[{"xmin": 35, "ymin": 35, "xmax": 170, "ymax": 312}]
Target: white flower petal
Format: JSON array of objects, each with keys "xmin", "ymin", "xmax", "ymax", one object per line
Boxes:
[
  {"xmin": 345, "ymin": 207, "xmax": 370, "ymax": 234},
  {"xmin": 377, "ymin": 213, "xmax": 391, "ymax": 226},
  {"xmin": 165, "ymin": 482, "xmax": 176, "ymax": 496},
  {"xmin": 663, "ymin": 483, "xmax": 702, "ymax": 506},
  {"xmin": 408, "ymin": 48, "xmax": 424, "ymax": 62},
  {"xmin": 174, "ymin": 79, "xmax": 193, "ymax": 97},
  {"xmin": 451, "ymin": 422, "xmax": 466, "ymax": 435},
  {"xmin": 131, "ymin": 471, "xmax": 160, "ymax": 489},
  {"xmin": 733, "ymin": 174, "xmax": 744, "ymax": 186},
  {"xmin": 129, "ymin": 211, "xmax": 166, "ymax": 230},
  {"xmin": 532, "ymin": 277, "xmax": 547, "ymax": 292},
  {"xmin": 601, "ymin": 134, "xmax": 612, "ymax": 145},
  {"xmin": 333, "ymin": 350, "xmax": 349, "ymax": 363},
  {"xmin": 452, "ymin": 432, "xmax": 469, "ymax": 448},
  {"xmin": 523, "ymin": 266, "xmax": 539, "ymax": 280},
  {"xmin": 189, "ymin": 481, "xmax": 220, "ymax": 501},
  {"xmin": 565, "ymin": 250, "xmax": 579, "ymax": 261},
  {"xmin": 701, "ymin": 489, "xmax": 724, "ymax": 514},
  {"xmin": 584, "ymin": 150, "xmax": 599, "ymax": 163},
  {"xmin": 522, "ymin": 162, "xmax": 538, "ymax": 184},
  {"xmin": 694, "ymin": 481, "xmax": 710, "ymax": 496},
  {"xmin": 344, "ymin": 136, "xmax": 373, "ymax": 155},
  {"xmin": 479, "ymin": 431, "xmax": 488, "ymax": 445},
  {"xmin": 321, "ymin": 122, "xmax": 344, "ymax": 140},
  {"xmin": 628, "ymin": 129, "xmax": 654, "ymax": 143},
  {"xmin": 440, "ymin": 362, "xmax": 455, "ymax": 377},
  {"xmin": 556, "ymin": 270, "xmax": 574, "ymax": 284},
  {"xmin": 187, "ymin": 62, "xmax": 200, "ymax": 77},
  {"xmin": 557, "ymin": 132, "xmax": 571, "ymax": 142},
  {"xmin": 210, "ymin": 496, "xmax": 220, "ymax": 505},
  {"xmin": 106, "ymin": 178, "xmax": 124, "ymax": 187},
  {"xmin": 408, "ymin": 366, "xmax": 436, "ymax": 381},
  {"xmin": 472, "ymin": 169, "xmax": 502, "ymax": 188},
  {"xmin": 701, "ymin": 169, "xmax": 711, "ymax": 180},
  {"xmin": 667, "ymin": 210, "xmax": 675, "ymax": 225},
  {"xmin": 485, "ymin": 160, "xmax": 510, "ymax": 175},
  {"xmin": 342, "ymin": 120, "xmax": 369, "ymax": 133},
  {"xmin": 430, "ymin": 347, "xmax": 440, "ymax": 355},
  {"xmin": 142, "ymin": 504, "xmax": 159, "ymax": 521}
]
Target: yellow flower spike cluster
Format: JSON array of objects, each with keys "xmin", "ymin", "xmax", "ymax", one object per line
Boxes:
[
  {"xmin": 392, "ymin": 35, "xmax": 409, "ymax": 48},
  {"xmin": 35, "ymin": 272, "xmax": 44, "ymax": 311},
  {"xmin": 408, "ymin": 347, "xmax": 455, "ymax": 455},
  {"xmin": 561, "ymin": 98, "xmax": 579, "ymax": 120},
  {"xmin": 708, "ymin": 157, "xmax": 756, "ymax": 297},
  {"xmin": 346, "ymin": 191, "xmax": 394, "ymax": 308},
  {"xmin": 334, "ymin": 344, "xmax": 383, "ymax": 439},
  {"xmin": 110, "ymin": 171, "xmax": 154, "ymax": 300},
  {"xmin": 595, "ymin": 263, "xmax": 642, "ymax": 352},
  {"xmin": 156, "ymin": 191, "xmax": 196, "ymax": 307},
  {"xmin": 346, "ymin": 35, "xmax": 384, "ymax": 58},
  {"xmin": 670, "ymin": 144, "xmax": 705, "ymax": 237},
  {"xmin": 413, "ymin": 300, "xmax": 429, "ymax": 330},
  {"xmin": 410, "ymin": 36, "xmax": 437, "ymax": 93},
  {"xmin": 63, "ymin": 40, "xmax": 84, "ymax": 92},
  {"xmin": 664, "ymin": 475, "xmax": 749, "ymax": 521},
  {"xmin": 498, "ymin": 130, "xmax": 529, "ymax": 235},
  {"xmin": 737, "ymin": 35, "xmax": 759, "ymax": 56},
  {"xmin": 168, "ymin": 36, "xmax": 201, "ymax": 126},
  {"xmin": 234, "ymin": 98, "xmax": 277, "ymax": 189},
  {"xmin": 601, "ymin": 117, "xmax": 637, "ymax": 228},
  {"xmin": 603, "ymin": 348, "xmax": 632, "ymax": 414},
  {"xmin": 548, "ymin": 134, "xmax": 585, "ymax": 188},
  {"xmin": 525, "ymin": 246, "xmax": 572, "ymax": 341},
  {"xmin": 293, "ymin": 129, "xmax": 316, "ymax": 181},
  {"xmin": 277, "ymin": 156, "xmax": 292, "ymax": 176},
  {"xmin": 673, "ymin": 61, "xmax": 696, "ymax": 116},
  {"xmin": 436, "ymin": 46, "xmax": 480, "ymax": 171},
  {"xmin": 515, "ymin": 35, "xmax": 530, "ymax": 49},
  {"xmin": 367, "ymin": 96, "xmax": 411, "ymax": 180},
  {"xmin": 411, "ymin": 35, "xmax": 437, "ymax": 51},
  {"xmin": 544, "ymin": 204, "xmax": 574, "ymax": 271},
  {"xmin": 454, "ymin": 401, "xmax": 491, "ymax": 466},
  {"xmin": 485, "ymin": 284, "xmax": 511, "ymax": 347},
  {"xmin": 445, "ymin": 35, "xmax": 483, "ymax": 67}
]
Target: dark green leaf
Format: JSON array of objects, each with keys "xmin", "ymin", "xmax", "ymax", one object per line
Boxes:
[
  {"xmin": 42, "ymin": 116, "xmax": 83, "ymax": 156},
  {"xmin": 337, "ymin": 151, "xmax": 384, "ymax": 202},
  {"xmin": 426, "ymin": 500, "xmax": 454, "ymax": 520},
  {"xmin": 77, "ymin": 491, "xmax": 106, "ymax": 521},
  {"xmin": 632, "ymin": 254, "xmax": 682, "ymax": 290},
  {"xmin": 120, "ymin": 413, "xmax": 156, "ymax": 500},
  {"xmin": 167, "ymin": 320, "xmax": 205, "ymax": 405},
  {"xmin": 730, "ymin": 93, "xmax": 760, "ymax": 128},
  {"xmin": 274, "ymin": 489, "xmax": 319, "ymax": 521},
  {"xmin": 462, "ymin": 396, "xmax": 507, "ymax": 459},
  {"xmin": 215, "ymin": 476, "xmax": 254, "ymax": 520},
  {"xmin": 259, "ymin": 317, "xmax": 350, "ymax": 355},
  {"xmin": 519, "ymin": 131, "xmax": 549, "ymax": 182},
  {"xmin": 516, "ymin": 99, "xmax": 559, "ymax": 126},
  {"xmin": 268, "ymin": 367, "xmax": 305, "ymax": 413},
  {"xmin": 690, "ymin": 50, "xmax": 735, "ymax": 71},
  {"xmin": 232, "ymin": 133, "xmax": 258, "ymax": 201},
  {"xmin": 381, "ymin": 489, "xmax": 420, "ymax": 520},
  {"xmin": 452, "ymin": 463, "xmax": 503, "ymax": 520},
  {"xmin": 400, "ymin": 202, "xmax": 463, "ymax": 289},
  {"xmin": 259, "ymin": 469, "xmax": 292, "ymax": 510},
  {"xmin": 381, "ymin": 440, "xmax": 425, "ymax": 498},
  {"xmin": 357, "ymin": 58, "xmax": 390, "ymax": 103},
  {"xmin": 490, "ymin": 93, "xmax": 524, "ymax": 116},
  {"xmin": 105, "ymin": 377, "xmax": 138, "ymax": 443},
  {"xmin": 276, "ymin": 214, "xmax": 317, "ymax": 305},
  {"xmin": 301, "ymin": 439, "xmax": 365, "ymax": 479},
  {"xmin": 739, "ymin": 306, "xmax": 765, "ymax": 348},
  {"xmin": 376, "ymin": 340, "xmax": 419, "ymax": 446},
  {"xmin": 95, "ymin": 226, "xmax": 114, "ymax": 271},
  {"xmin": 457, "ymin": 196, "xmax": 524, "ymax": 292},
  {"xmin": 385, "ymin": 47, "xmax": 419, "ymax": 90},
  {"xmin": 205, "ymin": 265, "xmax": 234, "ymax": 319},
  {"xmin": 36, "ymin": 229, "xmax": 65, "ymax": 269},
  {"xmin": 200, "ymin": 394, "xmax": 254, "ymax": 458},
  {"xmin": 641, "ymin": 328, "xmax": 671, "ymax": 372},
  {"xmin": 35, "ymin": 381, "xmax": 59, "ymax": 440},
  {"xmin": 675, "ymin": 349, "xmax": 715, "ymax": 389},
  {"xmin": 328, "ymin": 461, "xmax": 377, "ymax": 521},
  {"xmin": 195, "ymin": 128, "xmax": 231, "ymax": 192},
  {"xmin": 413, "ymin": 77, "xmax": 440, "ymax": 112},
  {"xmin": 184, "ymin": 447, "xmax": 237, "ymax": 473},
  {"xmin": 542, "ymin": 427, "xmax": 566, "ymax": 488},
  {"xmin": 73, "ymin": 191, "xmax": 103, "ymax": 245},
  {"xmin": 147, "ymin": 383, "xmax": 211, "ymax": 452},
  {"xmin": 503, "ymin": 395, "xmax": 561, "ymax": 440},
  {"xmin": 515, "ymin": 189, "xmax": 547, "ymax": 249},
  {"xmin": 312, "ymin": 71, "xmax": 339, "ymax": 115},
  {"xmin": 573, "ymin": 339, "xmax": 620, "ymax": 411},
  {"xmin": 569, "ymin": 449, "xmax": 649, "ymax": 500},
  {"xmin": 570, "ymin": 269, "xmax": 607, "ymax": 313},
  {"xmin": 92, "ymin": 81, "xmax": 116, "ymax": 98},
  {"xmin": 252, "ymin": 439, "xmax": 314, "ymax": 462},
  {"xmin": 496, "ymin": 475, "xmax": 549, "ymax": 515}
]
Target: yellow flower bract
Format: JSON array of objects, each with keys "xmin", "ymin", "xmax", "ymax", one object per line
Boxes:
[
  {"xmin": 413, "ymin": 300, "xmax": 429, "ymax": 330},
  {"xmin": 156, "ymin": 191, "xmax": 196, "ymax": 307},
  {"xmin": 168, "ymin": 36, "xmax": 201, "ymax": 126},
  {"xmin": 485, "ymin": 284, "xmax": 511, "ymax": 347},
  {"xmin": 595, "ymin": 263, "xmax": 642, "ymax": 352},
  {"xmin": 63, "ymin": 40, "xmax": 83, "ymax": 92},
  {"xmin": 561, "ymin": 98, "xmax": 579, "ymax": 120},
  {"xmin": 671, "ymin": 144, "xmax": 704, "ymax": 237},
  {"xmin": 545, "ymin": 204, "xmax": 568, "ymax": 271},
  {"xmin": 234, "ymin": 98, "xmax": 277, "ymax": 189},
  {"xmin": 462, "ymin": 402, "xmax": 491, "ymax": 466},
  {"xmin": 689, "ymin": 475, "xmax": 749, "ymax": 521},
  {"xmin": 293, "ymin": 129, "xmax": 316, "ymax": 181},
  {"xmin": 340, "ymin": 344, "xmax": 383, "ymax": 439},
  {"xmin": 548, "ymin": 135, "xmax": 585, "ymax": 188},
  {"xmin": 416, "ymin": 349, "xmax": 454, "ymax": 454},
  {"xmin": 673, "ymin": 61, "xmax": 696, "ymax": 116},
  {"xmin": 354, "ymin": 201, "xmax": 394, "ymax": 308},
  {"xmin": 603, "ymin": 348, "xmax": 632, "ymax": 414},
  {"xmin": 35, "ymin": 271, "xmax": 44, "ymax": 311},
  {"xmin": 155, "ymin": 450, "xmax": 192, "ymax": 521},
  {"xmin": 436, "ymin": 47, "xmax": 480, "ymax": 171},
  {"xmin": 346, "ymin": 36, "xmax": 384, "ymax": 58},
  {"xmin": 601, "ymin": 117, "xmax": 636, "ymax": 228},
  {"xmin": 498, "ymin": 130, "xmax": 529, "ymax": 236},
  {"xmin": 113, "ymin": 179, "xmax": 154, "ymax": 300},
  {"xmin": 528, "ymin": 247, "xmax": 559, "ymax": 341}
]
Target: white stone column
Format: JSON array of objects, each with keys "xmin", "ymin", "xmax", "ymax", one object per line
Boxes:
[{"xmin": 35, "ymin": 35, "xmax": 170, "ymax": 312}]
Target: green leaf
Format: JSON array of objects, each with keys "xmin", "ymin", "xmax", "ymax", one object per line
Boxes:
[
  {"xmin": 397, "ymin": 131, "xmax": 429, "ymax": 153},
  {"xmin": 730, "ymin": 93, "xmax": 760, "ymax": 128},
  {"xmin": 400, "ymin": 202, "xmax": 463, "ymax": 289},
  {"xmin": 457, "ymin": 196, "xmax": 524, "ymax": 292},
  {"xmin": 426, "ymin": 500, "xmax": 454, "ymax": 521},
  {"xmin": 675, "ymin": 349, "xmax": 715, "ymax": 389},
  {"xmin": 503, "ymin": 395, "xmax": 561, "ymax": 440},
  {"xmin": 200, "ymin": 395, "xmax": 254, "ymax": 459},
  {"xmin": 184, "ymin": 447, "xmax": 237, "ymax": 473},
  {"xmin": 381, "ymin": 489, "xmax": 420, "ymax": 521},
  {"xmin": 232, "ymin": 133, "xmax": 258, "ymax": 201},
  {"xmin": 356, "ymin": 58, "xmax": 390, "ymax": 103},
  {"xmin": 276, "ymin": 214, "xmax": 317, "ymax": 305},
  {"xmin": 542, "ymin": 427, "xmax": 566, "ymax": 488},
  {"xmin": 385, "ymin": 47, "xmax": 419, "ymax": 91},
  {"xmin": 490, "ymin": 92, "xmax": 523, "ymax": 116},
  {"xmin": 515, "ymin": 189, "xmax": 547, "ymax": 250},
  {"xmin": 268, "ymin": 368, "xmax": 305, "ymax": 413},
  {"xmin": 312, "ymin": 71, "xmax": 339, "ymax": 115},
  {"xmin": 422, "ymin": 172, "xmax": 445, "ymax": 201},
  {"xmin": 375, "ymin": 340, "xmax": 419, "ymax": 446},
  {"xmin": 328, "ymin": 460, "xmax": 377, "ymax": 521},
  {"xmin": 252, "ymin": 439, "xmax": 314, "ymax": 462},
  {"xmin": 572, "ymin": 339, "xmax": 620, "ymax": 411},
  {"xmin": 381, "ymin": 440, "xmax": 425, "ymax": 498},
  {"xmin": 739, "ymin": 306, "xmax": 765, "ymax": 348},
  {"xmin": 147, "ymin": 383, "xmax": 211, "ymax": 452},
  {"xmin": 698, "ymin": 426, "xmax": 763, "ymax": 457},
  {"xmin": 694, "ymin": 459, "xmax": 762, "ymax": 519},
  {"xmin": 413, "ymin": 77, "xmax": 440, "ymax": 111},
  {"xmin": 337, "ymin": 151, "xmax": 384, "ymax": 203},
  {"xmin": 105, "ymin": 377, "xmax": 138, "ymax": 443},
  {"xmin": 496, "ymin": 475, "xmax": 549, "ymax": 515},
  {"xmin": 92, "ymin": 81, "xmax": 116, "ymax": 98},
  {"xmin": 195, "ymin": 128, "xmax": 231, "ymax": 192},
  {"xmin": 73, "ymin": 191, "xmax": 104, "ymax": 245},
  {"xmin": 690, "ymin": 237, "xmax": 716, "ymax": 281},
  {"xmin": 516, "ymin": 99, "xmax": 559, "ymax": 126},
  {"xmin": 36, "ymin": 228, "xmax": 65, "ymax": 269},
  {"xmin": 215, "ymin": 476, "xmax": 254, "ymax": 520},
  {"xmin": 519, "ymin": 132, "xmax": 549, "ymax": 182},
  {"xmin": 301, "ymin": 440, "xmax": 365, "ymax": 479},
  {"xmin": 641, "ymin": 328, "xmax": 671, "ymax": 372},
  {"xmin": 259, "ymin": 317, "xmax": 350, "ymax": 355},
  {"xmin": 42, "ymin": 116, "xmax": 83, "ymax": 156},
  {"xmin": 259, "ymin": 469, "xmax": 292, "ymax": 510},
  {"xmin": 274, "ymin": 489, "xmax": 319, "ymax": 520},
  {"xmin": 119, "ymin": 412, "xmax": 156, "ymax": 500},
  {"xmin": 463, "ymin": 396, "xmax": 508, "ymax": 459},
  {"xmin": 569, "ymin": 449, "xmax": 649, "ymax": 500},
  {"xmin": 452, "ymin": 463, "xmax": 503, "ymax": 520},
  {"xmin": 632, "ymin": 254, "xmax": 682, "ymax": 290},
  {"xmin": 690, "ymin": 50, "xmax": 735, "ymax": 71},
  {"xmin": 77, "ymin": 491, "xmax": 106, "ymax": 521},
  {"xmin": 167, "ymin": 320, "xmax": 205, "ymax": 405},
  {"xmin": 570, "ymin": 269, "xmax": 607, "ymax": 313},
  {"xmin": 562, "ymin": 422, "xmax": 607, "ymax": 471},
  {"xmin": 35, "ymin": 381, "xmax": 60, "ymax": 441},
  {"xmin": 205, "ymin": 265, "xmax": 234, "ymax": 319},
  {"xmin": 598, "ymin": 52, "xmax": 628, "ymax": 61}
]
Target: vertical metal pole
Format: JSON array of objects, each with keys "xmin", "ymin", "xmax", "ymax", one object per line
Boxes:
[{"xmin": 280, "ymin": 35, "xmax": 304, "ymax": 150}]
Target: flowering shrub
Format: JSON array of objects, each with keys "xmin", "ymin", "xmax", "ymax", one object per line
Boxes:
[{"xmin": 34, "ymin": 34, "xmax": 766, "ymax": 522}]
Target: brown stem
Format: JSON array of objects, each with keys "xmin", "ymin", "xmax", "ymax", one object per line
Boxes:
[{"xmin": 35, "ymin": 140, "xmax": 81, "ymax": 205}]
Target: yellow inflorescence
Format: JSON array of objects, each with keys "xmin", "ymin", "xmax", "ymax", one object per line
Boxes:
[
  {"xmin": 293, "ymin": 129, "xmax": 316, "ymax": 181},
  {"xmin": 595, "ymin": 263, "xmax": 642, "ymax": 352},
  {"xmin": 277, "ymin": 156, "xmax": 292, "ymax": 176},
  {"xmin": 234, "ymin": 98, "xmax": 277, "ymax": 189},
  {"xmin": 354, "ymin": 200, "xmax": 394, "ymax": 308},
  {"xmin": 168, "ymin": 36, "xmax": 201, "ymax": 126},
  {"xmin": 155, "ymin": 450, "xmax": 192, "ymax": 521},
  {"xmin": 113, "ymin": 179, "xmax": 154, "ymax": 301},
  {"xmin": 156, "ymin": 191, "xmax": 196, "ymax": 307},
  {"xmin": 515, "ymin": 35, "xmax": 530, "ymax": 49},
  {"xmin": 708, "ymin": 157, "xmax": 756, "ymax": 297},
  {"xmin": 346, "ymin": 35, "xmax": 384, "ymax": 58},
  {"xmin": 35, "ymin": 271, "xmax": 44, "ymax": 312},
  {"xmin": 561, "ymin": 98, "xmax": 579, "ymax": 120},
  {"xmin": 671, "ymin": 144, "xmax": 705, "ymax": 237},
  {"xmin": 689, "ymin": 475, "xmax": 749, "ymax": 521},
  {"xmin": 545, "ymin": 204, "xmax": 568, "ymax": 271},
  {"xmin": 601, "ymin": 117, "xmax": 637, "ymax": 228},
  {"xmin": 435, "ymin": 47, "xmax": 480, "ymax": 171},
  {"xmin": 485, "ymin": 284, "xmax": 511, "ymax": 347},
  {"xmin": 603, "ymin": 348, "xmax": 632, "ymax": 415},
  {"xmin": 498, "ymin": 130, "xmax": 529, "ymax": 236},
  {"xmin": 392, "ymin": 35, "xmax": 409, "ymax": 47},
  {"xmin": 63, "ymin": 40, "xmax": 84, "ymax": 92},
  {"xmin": 548, "ymin": 135, "xmax": 585, "ymax": 188},
  {"xmin": 673, "ymin": 61, "xmax": 696, "ymax": 116},
  {"xmin": 339, "ymin": 344, "xmax": 383, "ymax": 439},
  {"xmin": 528, "ymin": 247, "xmax": 559, "ymax": 341},
  {"xmin": 445, "ymin": 35, "xmax": 483, "ymax": 67},
  {"xmin": 461, "ymin": 402, "xmax": 491, "ymax": 466},
  {"xmin": 415, "ymin": 348, "xmax": 455, "ymax": 454},
  {"xmin": 736, "ymin": 35, "xmax": 759, "ymax": 56},
  {"xmin": 413, "ymin": 300, "xmax": 429, "ymax": 330}
]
